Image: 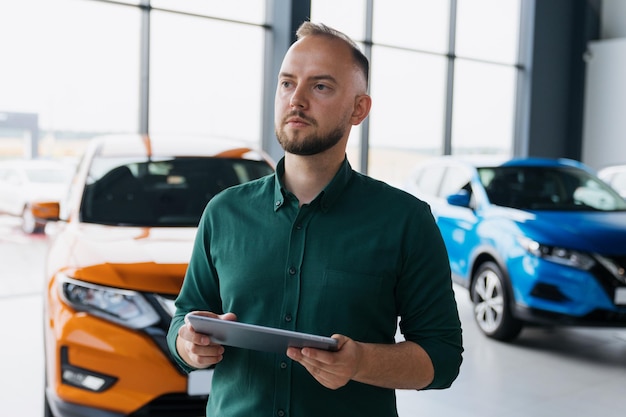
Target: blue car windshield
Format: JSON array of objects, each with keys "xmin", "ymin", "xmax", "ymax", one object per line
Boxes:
[{"xmin": 478, "ymin": 166, "xmax": 626, "ymax": 211}]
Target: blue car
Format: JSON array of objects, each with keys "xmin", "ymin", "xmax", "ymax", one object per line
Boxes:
[{"xmin": 404, "ymin": 156, "xmax": 626, "ymax": 340}]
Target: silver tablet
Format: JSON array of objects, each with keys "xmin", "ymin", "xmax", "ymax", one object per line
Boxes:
[{"xmin": 186, "ymin": 314, "xmax": 339, "ymax": 354}]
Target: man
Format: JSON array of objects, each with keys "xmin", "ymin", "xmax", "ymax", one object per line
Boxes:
[{"xmin": 167, "ymin": 21, "xmax": 463, "ymax": 416}]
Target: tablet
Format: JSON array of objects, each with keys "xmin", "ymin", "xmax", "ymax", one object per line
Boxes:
[{"xmin": 186, "ymin": 314, "xmax": 339, "ymax": 354}]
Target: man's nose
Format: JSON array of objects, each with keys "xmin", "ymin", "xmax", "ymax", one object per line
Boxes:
[{"xmin": 289, "ymin": 86, "xmax": 307, "ymax": 109}]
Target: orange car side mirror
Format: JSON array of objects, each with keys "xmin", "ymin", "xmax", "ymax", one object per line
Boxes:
[{"xmin": 31, "ymin": 201, "xmax": 61, "ymax": 222}]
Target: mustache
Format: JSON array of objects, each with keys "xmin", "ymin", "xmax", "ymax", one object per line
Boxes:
[{"xmin": 283, "ymin": 110, "xmax": 316, "ymax": 125}]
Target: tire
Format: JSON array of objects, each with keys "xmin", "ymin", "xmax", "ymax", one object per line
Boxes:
[
  {"xmin": 470, "ymin": 261, "xmax": 523, "ymax": 341},
  {"xmin": 44, "ymin": 313, "xmax": 55, "ymax": 417},
  {"xmin": 44, "ymin": 391, "xmax": 55, "ymax": 417}
]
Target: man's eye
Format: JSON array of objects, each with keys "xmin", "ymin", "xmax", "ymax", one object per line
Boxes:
[{"xmin": 314, "ymin": 84, "xmax": 328, "ymax": 91}]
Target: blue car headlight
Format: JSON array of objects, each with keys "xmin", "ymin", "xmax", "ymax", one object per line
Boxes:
[
  {"xmin": 57, "ymin": 274, "xmax": 160, "ymax": 329},
  {"xmin": 517, "ymin": 237, "xmax": 596, "ymax": 270}
]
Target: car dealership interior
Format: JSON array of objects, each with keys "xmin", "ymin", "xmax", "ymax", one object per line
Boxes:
[{"xmin": 0, "ymin": 1, "xmax": 625, "ymax": 416}]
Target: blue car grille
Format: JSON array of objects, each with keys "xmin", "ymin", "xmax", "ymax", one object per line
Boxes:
[
  {"xmin": 610, "ymin": 255, "xmax": 626, "ymax": 285},
  {"xmin": 592, "ymin": 254, "xmax": 626, "ymax": 297}
]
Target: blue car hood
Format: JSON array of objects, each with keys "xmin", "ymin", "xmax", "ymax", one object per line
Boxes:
[{"xmin": 516, "ymin": 210, "xmax": 626, "ymax": 255}]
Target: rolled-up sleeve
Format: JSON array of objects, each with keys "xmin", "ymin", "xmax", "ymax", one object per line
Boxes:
[{"xmin": 397, "ymin": 202, "xmax": 463, "ymax": 389}]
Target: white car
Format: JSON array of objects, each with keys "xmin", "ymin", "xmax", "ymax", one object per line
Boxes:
[
  {"xmin": 0, "ymin": 159, "xmax": 74, "ymax": 233},
  {"xmin": 598, "ymin": 164, "xmax": 626, "ymax": 199}
]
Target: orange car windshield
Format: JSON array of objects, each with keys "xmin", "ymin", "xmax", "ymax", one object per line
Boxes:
[{"xmin": 80, "ymin": 157, "xmax": 273, "ymax": 227}]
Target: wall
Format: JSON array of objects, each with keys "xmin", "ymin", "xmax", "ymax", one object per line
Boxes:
[
  {"xmin": 526, "ymin": 0, "xmax": 600, "ymax": 161},
  {"xmin": 600, "ymin": 0, "xmax": 626, "ymax": 38},
  {"xmin": 580, "ymin": 0, "xmax": 626, "ymax": 169}
]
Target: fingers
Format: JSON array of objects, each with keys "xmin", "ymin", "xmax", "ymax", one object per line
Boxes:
[
  {"xmin": 219, "ymin": 312, "xmax": 238, "ymax": 321},
  {"xmin": 287, "ymin": 335, "xmax": 359, "ymax": 390},
  {"xmin": 182, "ymin": 311, "xmax": 238, "ymax": 342},
  {"xmin": 184, "ymin": 339, "xmax": 225, "ymax": 367},
  {"xmin": 186, "ymin": 310, "xmax": 238, "ymax": 322},
  {"xmin": 179, "ymin": 311, "xmax": 237, "ymax": 368}
]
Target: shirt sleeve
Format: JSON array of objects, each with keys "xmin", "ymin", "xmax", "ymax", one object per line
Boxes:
[
  {"xmin": 396, "ymin": 201, "xmax": 464, "ymax": 389},
  {"xmin": 166, "ymin": 208, "xmax": 223, "ymax": 373}
]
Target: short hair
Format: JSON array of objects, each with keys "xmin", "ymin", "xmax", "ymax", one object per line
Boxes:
[{"xmin": 295, "ymin": 21, "xmax": 369, "ymax": 89}]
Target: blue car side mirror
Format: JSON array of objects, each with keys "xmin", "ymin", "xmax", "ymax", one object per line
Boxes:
[{"xmin": 446, "ymin": 190, "xmax": 471, "ymax": 207}]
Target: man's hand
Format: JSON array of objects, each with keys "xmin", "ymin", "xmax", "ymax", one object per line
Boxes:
[
  {"xmin": 176, "ymin": 311, "xmax": 237, "ymax": 369},
  {"xmin": 287, "ymin": 335, "xmax": 435, "ymax": 390},
  {"xmin": 286, "ymin": 334, "xmax": 362, "ymax": 390}
]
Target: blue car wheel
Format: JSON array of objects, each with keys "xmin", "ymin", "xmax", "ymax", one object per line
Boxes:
[{"xmin": 471, "ymin": 261, "xmax": 523, "ymax": 341}]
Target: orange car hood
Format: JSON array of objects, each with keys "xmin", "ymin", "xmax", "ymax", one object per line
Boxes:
[{"xmin": 57, "ymin": 223, "xmax": 198, "ymax": 294}]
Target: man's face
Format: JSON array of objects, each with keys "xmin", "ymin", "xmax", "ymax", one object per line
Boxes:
[{"xmin": 274, "ymin": 36, "xmax": 366, "ymax": 156}]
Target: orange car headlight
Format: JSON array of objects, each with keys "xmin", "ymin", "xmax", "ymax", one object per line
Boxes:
[{"xmin": 57, "ymin": 274, "xmax": 160, "ymax": 329}]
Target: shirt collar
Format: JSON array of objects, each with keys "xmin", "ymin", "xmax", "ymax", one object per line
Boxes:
[
  {"xmin": 273, "ymin": 156, "xmax": 353, "ymax": 213},
  {"xmin": 273, "ymin": 159, "xmax": 287, "ymax": 211}
]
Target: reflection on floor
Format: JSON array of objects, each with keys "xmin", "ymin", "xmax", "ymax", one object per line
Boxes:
[{"xmin": 397, "ymin": 286, "xmax": 626, "ymax": 417}]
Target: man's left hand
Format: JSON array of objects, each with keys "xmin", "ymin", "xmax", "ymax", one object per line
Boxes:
[{"xmin": 286, "ymin": 334, "xmax": 362, "ymax": 390}]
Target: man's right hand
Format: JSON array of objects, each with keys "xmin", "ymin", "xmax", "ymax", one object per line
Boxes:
[{"xmin": 176, "ymin": 311, "xmax": 237, "ymax": 369}]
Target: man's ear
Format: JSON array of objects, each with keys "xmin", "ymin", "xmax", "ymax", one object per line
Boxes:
[{"xmin": 350, "ymin": 94, "xmax": 372, "ymax": 126}]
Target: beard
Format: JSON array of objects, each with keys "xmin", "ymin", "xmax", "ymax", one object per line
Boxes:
[{"xmin": 275, "ymin": 111, "xmax": 347, "ymax": 156}]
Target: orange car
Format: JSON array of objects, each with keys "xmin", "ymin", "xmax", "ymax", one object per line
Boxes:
[{"xmin": 38, "ymin": 134, "xmax": 274, "ymax": 417}]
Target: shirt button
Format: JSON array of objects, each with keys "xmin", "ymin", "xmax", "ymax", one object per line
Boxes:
[
  {"xmin": 296, "ymin": 224, "xmax": 302, "ymax": 230},
  {"xmin": 285, "ymin": 314, "xmax": 292, "ymax": 322},
  {"xmin": 280, "ymin": 361, "xmax": 287, "ymax": 369},
  {"xmin": 288, "ymin": 266, "xmax": 296, "ymax": 275},
  {"xmin": 277, "ymin": 410, "xmax": 285, "ymax": 417}
]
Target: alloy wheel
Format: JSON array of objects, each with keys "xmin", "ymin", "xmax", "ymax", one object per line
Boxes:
[{"xmin": 473, "ymin": 268, "xmax": 505, "ymax": 333}]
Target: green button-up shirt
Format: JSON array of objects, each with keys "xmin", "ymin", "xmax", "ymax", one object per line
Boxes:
[{"xmin": 168, "ymin": 157, "xmax": 463, "ymax": 417}]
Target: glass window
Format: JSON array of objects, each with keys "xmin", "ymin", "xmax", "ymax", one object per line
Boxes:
[
  {"xmin": 0, "ymin": 0, "xmax": 526, "ymax": 183},
  {"xmin": 300, "ymin": 4, "xmax": 367, "ymax": 170},
  {"xmin": 451, "ymin": 59, "xmax": 516, "ymax": 156},
  {"xmin": 368, "ymin": 46, "xmax": 447, "ymax": 186},
  {"xmin": 373, "ymin": 0, "xmax": 450, "ymax": 54},
  {"xmin": 150, "ymin": 0, "xmax": 266, "ymax": 24},
  {"xmin": 0, "ymin": 0, "xmax": 141, "ymax": 157},
  {"xmin": 456, "ymin": 0, "xmax": 521, "ymax": 64},
  {"xmin": 149, "ymin": 11, "xmax": 264, "ymax": 145},
  {"xmin": 345, "ymin": 125, "xmax": 363, "ymax": 172},
  {"xmin": 310, "ymin": 0, "xmax": 367, "ymax": 41}
]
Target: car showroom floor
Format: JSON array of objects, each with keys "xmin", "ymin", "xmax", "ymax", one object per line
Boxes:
[{"xmin": 1, "ymin": 214, "xmax": 625, "ymax": 417}]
